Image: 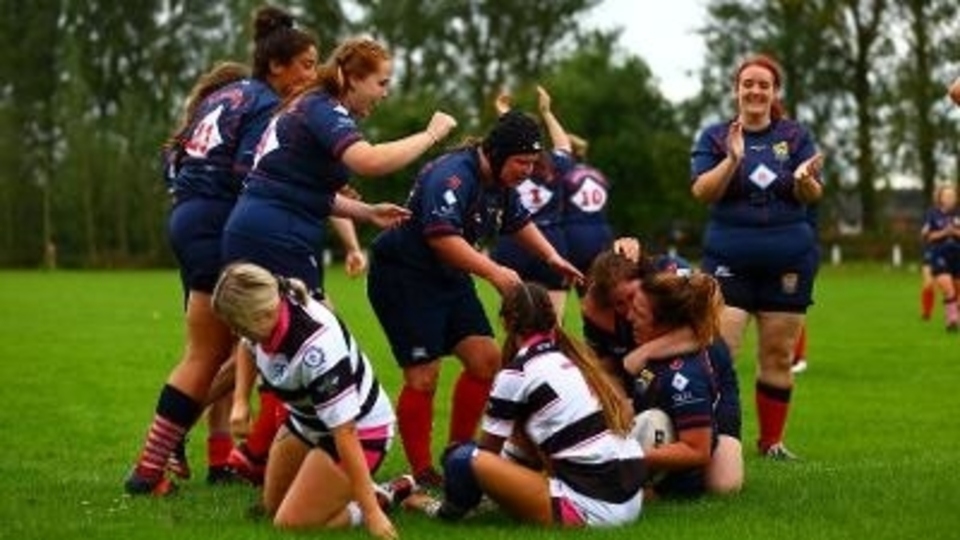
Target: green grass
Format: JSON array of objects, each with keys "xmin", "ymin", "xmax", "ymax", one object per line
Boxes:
[{"xmin": 1, "ymin": 264, "xmax": 959, "ymax": 539}]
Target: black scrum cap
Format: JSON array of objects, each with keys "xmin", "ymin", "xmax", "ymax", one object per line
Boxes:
[{"xmin": 482, "ymin": 110, "xmax": 543, "ymax": 182}]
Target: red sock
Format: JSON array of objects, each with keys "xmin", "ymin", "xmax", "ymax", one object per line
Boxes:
[
  {"xmin": 245, "ymin": 390, "xmax": 284, "ymax": 459},
  {"xmin": 793, "ymin": 327, "xmax": 807, "ymax": 363},
  {"xmin": 207, "ymin": 432, "xmax": 233, "ymax": 468},
  {"xmin": 135, "ymin": 415, "xmax": 187, "ymax": 480},
  {"xmin": 397, "ymin": 385, "xmax": 435, "ymax": 475},
  {"xmin": 448, "ymin": 372, "xmax": 492, "ymax": 445},
  {"xmin": 756, "ymin": 381, "xmax": 792, "ymax": 452},
  {"xmin": 922, "ymin": 285, "xmax": 935, "ymax": 318}
]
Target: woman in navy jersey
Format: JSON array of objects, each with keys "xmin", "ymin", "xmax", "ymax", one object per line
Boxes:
[
  {"xmin": 221, "ymin": 36, "xmax": 456, "ymax": 294},
  {"xmin": 921, "ymin": 184, "xmax": 960, "ymax": 331},
  {"xmin": 212, "ymin": 263, "xmax": 398, "ymax": 538},
  {"xmin": 490, "ymin": 86, "xmax": 576, "ymax": 319},
  {"xmin": 584, "ymin": 241, "xmax": 743, "ymax": 495},
  {"xmin": 618, "ymin": 269, "xmax": 727, "ymax": 498},
  {"xmin": 126, "ymin": 6, "xmax": 320, "ymax": 496},
  {"xmin": 407, "ymin": 282, "xmax": 643, "ymax": 526},
  {"xmin": 366, "ymin": 111, "xmax": 583, "ymax": 489},
  {"xmin": 691, "ymin": 54, "xmax": 823, "ymax": 460}
]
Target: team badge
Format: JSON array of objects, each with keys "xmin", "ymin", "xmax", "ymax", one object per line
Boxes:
[
  {"xmin": 670, "ymin": 358, "xmax": 684, "ymax": 371},
  {"xmin": 303, "ymin": 348, "xmax": 324, "ymax": 368},
  {"xmin": 773, "ymin": 141, "xmax": 790, "ymax": 162},
  {"xmin": 748, "ymin": 163, "xmax": 777, "ymax": 189},
  {"xmin": 445, "ymin": 175, "xmax": 462, "ymax": 190},
  {"xmin": 672, "ymin": 373, "xmax": 689, "ymax": 392},
  {"xmin": 781, "ymin": 272, "xmax": 799, "ymax": 295}
]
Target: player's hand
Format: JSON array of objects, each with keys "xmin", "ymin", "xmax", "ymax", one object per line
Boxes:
[
  {"xmin": 425, "ymin": 112, "xmax": 458, "ymax": 144},
  {"xmin": 949, "ymin": 77, "xmax": 960, "ymax": 106},
  {"xmin": 489, "ymin": 264, "xmax": 523, "ymax": 296},
  {"xmin": 536, "ymin": 85, "xmax": 552, "ymax": 115},
  {"xmin": 345, "ymin": 248, "xmax": 367, "ymax": 277},
  {"xmin": 494, "ymin": 89, "xmax": 512, "ymax": 116},
  {"xmin": 794, "ymin": 152, "xmax": 824, "ymax": 182},
  {"xmin": 727, "ymin": 121, "xmax": 744, "ymax": 163},
  {"xmin": 367, "ymin": 203, "xmax": 411, "ymax": 229},
  {"xmin": 229, "ymin": 400, "xmax": 251, "ymax": 439},
  {"xmin": 364, "ymin": 508, "xmax": 398, "ymax": 540},
  {"xmin": 545, "ymin": 253, "xmax": 584, "ymax": 288},
  {"xmin": 613, "ymin": 237, "xmax": 642, "ymax": 262}
]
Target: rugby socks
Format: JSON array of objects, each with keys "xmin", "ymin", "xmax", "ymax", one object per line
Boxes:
[
  {"xmin": 448, "ymin": 372, "xmax": 492, "ymax": 444},
  {"xmin": 755, "ymin": 381, "xmax": 792, "ymax": 453},
  {"xmin": 397, "ymin": 385, "xmax": 435, "ymax": 476},
  {"xmin": 245, "ymin": 389, "xmax": 286, "ymax": 460},
  {"xmin": 944, "ymin": 297, "xmax": 958, "ymax": 329},
  {"xmin": 921, "ymin": 284, "xmax": 935, "ymax": 320},
  {"xmin": 206, "ymin": 432, "xmax": 233, "ymax": 469},
  {"xmin": 134, "ymin": 384, "xmax": 202, "ymax": 481}
]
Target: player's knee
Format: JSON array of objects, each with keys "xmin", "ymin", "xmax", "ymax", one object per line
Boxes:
[{"xmin": 441, "ymin": 441, "xmax": 483, "ymax": 518}]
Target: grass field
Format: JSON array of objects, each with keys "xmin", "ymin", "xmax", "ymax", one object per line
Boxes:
[{"xmin": 1, "ymin": 264, "xmax": 959, "ymax": 539}]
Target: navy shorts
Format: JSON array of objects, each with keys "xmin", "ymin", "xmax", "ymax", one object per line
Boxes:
[
  {"xmin": 221, "ymin": 230, "xmax": 322, "ymax": 294},
  {"xmin": 702, "ymin": 247, "xmax": 818, "ymax": 314},
  {"xmin": 930, "ymin": 247, "xmax": 960, "ymax": 278},
  {"xmin": 491, "ymin": 225, "xmax": 568, "ymax": 290},
  {"xmin": 367, "ymin": 256, "xmax": 493, "ymax": 367},
  {"xmin": 168, "ymin": 198, "xmax": 234, "ymax": 294}
]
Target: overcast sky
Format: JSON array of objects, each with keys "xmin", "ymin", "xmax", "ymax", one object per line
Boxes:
[{"xmin": 585, "ymin": 0, "xmax": 707, "ymax": 103}]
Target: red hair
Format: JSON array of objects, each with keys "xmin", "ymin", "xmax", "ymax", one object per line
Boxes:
[{"xmin": 734, "ymin": 54, "xmax": 786, "ymax": 120}]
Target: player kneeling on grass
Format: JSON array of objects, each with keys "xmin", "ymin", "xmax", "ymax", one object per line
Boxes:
[
  {"xmin": 212, "ymin": 262, "xmax": 403, "ymax": 538},
  {"xmin": 406, "ymin": 282, "xmax": 644, "ymax": 527}
]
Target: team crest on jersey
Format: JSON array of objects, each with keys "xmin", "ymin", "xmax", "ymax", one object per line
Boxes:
[
  {"xmin": 303, "ymin": 348, "xmax": 324, "ymax": 368},
  {"xmin": 445, "ymin": 175, "xmax": 462, "ymax": 190},
  {"xmin": 636, "ymin": 368, "xmax": 655, "ymax": 395},
  {"xmin": 748, "ymin": 163, "xmax": 777, "ymax": 189},
  {"xmin": 670, "ymin": 358, "xmax": 684, "ymax": 371},
  {"xmin": 671, "ymin": 372, "xmax": 689, "ymax": 392},
  {"xmin": 781, "ymin": 272, "xmax": 799, "ymax": 295},
  {"xmin": 773, "ymin": 141, "xmax": 790, "ymax": 162}
]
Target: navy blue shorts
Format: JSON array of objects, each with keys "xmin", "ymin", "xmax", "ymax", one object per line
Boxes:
[
  {"xmin": 930, "ymin": 247, "xmax": 960, "ymax": 278},
  {"xmin": 366, "ymin": 256, "xmax": 492, "ymax": 367},
  {"xmin": 221, "ymin": 230, "xmax": 322, "ymax": 294},
  {"xmin": 168, "ymin": 198, "xmax": 234, "ymax": 294},
  {"xmin": 491, "ymin": 225, "xmax": 568, "ymax": 290},
  {"xmin": 702, "ymin": 247, "xmax": 818, "ymax": 314}
]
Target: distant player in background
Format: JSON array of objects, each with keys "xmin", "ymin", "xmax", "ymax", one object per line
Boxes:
[
  {"xmin": 920, "ymin": 189, "xmax": 940, "ymax": 321},
  {"xmin": 563, "ymin": 134, "xmax": 615, "ymax": 297},
  {"xmin": 490, "ymin": 85, "xmax": 576, "ymax": 319},
  {"xmin": 920, "ymin": 184, "xmax": 960, "ymax": 332}
]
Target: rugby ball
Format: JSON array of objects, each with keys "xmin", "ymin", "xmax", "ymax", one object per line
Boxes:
[{"xmin": 630, "ymin": 408, "xmax": 677, "ymax": 452}]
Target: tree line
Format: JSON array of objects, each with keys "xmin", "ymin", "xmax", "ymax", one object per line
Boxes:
[{"xmin": 1, "ymin": 0, "xmax": 957, "ymax": 268}]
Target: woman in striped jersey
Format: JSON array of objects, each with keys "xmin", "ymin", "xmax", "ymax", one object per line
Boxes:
[
  {"xmin": 428, "ymin": 282, "xmax": 644, "ymax": 527},
  {"xmin": 212, "ymin": 262, "xmax": 398, "ymax": 538}
]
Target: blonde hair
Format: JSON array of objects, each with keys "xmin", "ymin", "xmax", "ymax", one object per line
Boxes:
[
  {"xmin": 211, "ymin": 262, "xmax": 310, "ymax": 338},
  {"xmin": 500, "ymin": 282, "xmax": 631, "ymax": 436}
]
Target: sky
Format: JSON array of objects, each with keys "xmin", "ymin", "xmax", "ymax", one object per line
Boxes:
[{"xmin": 584, "ymin": 0, "xmax": 707, "ymax": 103}]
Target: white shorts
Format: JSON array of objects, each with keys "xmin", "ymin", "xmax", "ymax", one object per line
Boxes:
[{"xmin": 548, "ymin": 477, "xmax": 643, "ymax": 527}]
